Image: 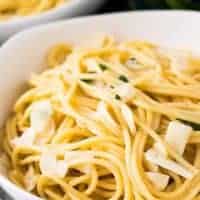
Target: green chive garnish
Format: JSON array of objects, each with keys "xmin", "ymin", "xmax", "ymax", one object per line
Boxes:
[
  {"xmin": 80, "ymin": 79, "xmax": 93, "ymax": 84},
  {"xmin": 115, "ymin": 94, "xmax": 121, "ymax": 100},
  {"xmin": 99, "ymin": 63, "xmax": 108, "ymax": 71},
  {"xmin": 118, "ymin": 75, "xmax": 129, "ymax": 83},
  {"xmin": 130, "ymin": 57, "xmax": 136, "ymax": 62}
]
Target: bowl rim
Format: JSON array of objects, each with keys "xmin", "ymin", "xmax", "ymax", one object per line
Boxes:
[
  {"xmin": 0, "ymin": 10, "xmax": 200, "ymax": 200},
  {"xmin": 0, "ymin": 0, "xmax": 88, "ymax": 27},
  {"xmin": 1, "ymin": 9, "xmax": 199, "ymax": 49}
]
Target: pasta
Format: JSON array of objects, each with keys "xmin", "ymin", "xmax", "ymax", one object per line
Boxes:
[
  {"xmin": 0, "ymin": 0, "xmax": 69, "ymax": 21},
  {"xmin": 2, "ymin": 36, "xmax": 200, "ymax": 200}
]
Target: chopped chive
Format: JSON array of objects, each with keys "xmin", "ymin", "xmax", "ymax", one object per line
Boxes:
[
  {"xmin": 99, "ymin": 63, "xmax": 108, "ymax": 71},
  {"xmin": 80, "ymin": 79, "xmax": 93, "ymax": 84},
  {"xmin": 115, "ymin": 94, "xmax": 121, "ymax": 100},
  {"xmin": 130, "ymin": 58, "xmax": 137, "ymax": 64},
  {"xmin": 130, "ymin": 57, "xmax": 136, "ymax": 62},
  {"xmin": 88, "ymin": 71, "xmax": 96, "ymax": 74},
  {"xmin": 118, "ymin": 75, "xmax": 129, "ymax": 83}
]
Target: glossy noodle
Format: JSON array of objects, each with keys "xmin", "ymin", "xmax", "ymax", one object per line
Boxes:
[
  {"xmin": 0, "ymin": 0, "xmax": 69, "ymax": 21},
  {"xmin": 2, "ymin": 36, "xmax": 200, "ymax": 200}
]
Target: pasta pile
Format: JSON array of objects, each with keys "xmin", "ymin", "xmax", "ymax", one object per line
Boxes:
[
  {"xmin": 2, "ymin": 36, "xmax": 200, "ymax": 200},
  {"xmin": 0, "ymin": 0, "xmax": 68, "ymax": 20}
]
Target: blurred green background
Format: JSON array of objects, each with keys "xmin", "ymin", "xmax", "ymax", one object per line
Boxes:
[
  {"xmin": 100, "ymin": 0, "xmax": 200, "ymax": 13},
  {"xmin": 131, "ymin": 0, "xmax": 200, "ymax": 9}
]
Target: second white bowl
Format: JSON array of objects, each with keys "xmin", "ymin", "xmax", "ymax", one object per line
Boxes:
[{"xmin": 0, "ymin": 0, "xmax": 106, "ymax": 43}]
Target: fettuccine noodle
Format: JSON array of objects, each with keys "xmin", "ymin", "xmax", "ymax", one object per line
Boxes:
[
  {"xmin": 2, "ymin": 36, "xmax": 200, "ymax": 200},
  {"xmin": 0, "ymin": 0, "xmax": 69, "ymax": 20}
]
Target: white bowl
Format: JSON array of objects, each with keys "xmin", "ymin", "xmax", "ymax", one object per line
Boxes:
[
  {"xmin": 0, "ymin": 11, "xmax": 200, "ymax": 199},
  {"xmin": 0, "ymin": 0, "xmax": 106, "ymax": 43}
]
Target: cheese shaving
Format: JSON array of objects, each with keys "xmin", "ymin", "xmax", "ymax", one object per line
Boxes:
[
  {"xmin": 146, "ymin": 172, "xmax": 169, "ymax": 191},
  {"xmin": 30, "ymin": 100, "xmax": 53, "ymax": 133},
  {"xmin": 154, "ymin": 142, "xmax": 167, "ymax": 157},
  {"xmin": 12, "ymin": 128, "xmax": 35, "ymax": 147},
  {"xmin": 145, "ymin": 149, "xmax": 193, "ymax": 179},
  {"xmin": 165, "ymin": 121, "xmax": 192, "ymax": 155},
  {"xmin": 40, "ymin": 150, "xmax": 68, "ymax": 178}
]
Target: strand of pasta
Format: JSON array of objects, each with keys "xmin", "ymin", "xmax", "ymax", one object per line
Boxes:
[
  {"xmin": 0, "ymin": 0, "xmax": 68, "ymax": 20},
  {"xmin": 2, "ymin": 37, "xmax": 200, "ymax": 200}
]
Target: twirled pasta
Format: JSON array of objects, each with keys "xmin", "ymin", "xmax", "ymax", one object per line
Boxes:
[
  {"xmin": 2, "ymin": 36, "xmax": 200, "ymax": 200},
  {"xmin": 0, "ymin": 0, "xmax": 69, "ymax": 20}
]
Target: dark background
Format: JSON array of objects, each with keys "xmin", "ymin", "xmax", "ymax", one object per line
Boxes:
[
  {"xmin": 99, "ymin": 0, "xmax": 200, "ymax": 11},
  {"xmin": 99, "ymin": 0, "xmax": 130, "ymax": 13}
]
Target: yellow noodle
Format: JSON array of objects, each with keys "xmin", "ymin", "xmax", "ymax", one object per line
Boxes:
[
  {"xmin": 2, "ymin": 36, "xmax": 200, "ymax": 200},
  {"xmin": 0, "ymin": 0, "xmax": 70, "ymax": 21}
]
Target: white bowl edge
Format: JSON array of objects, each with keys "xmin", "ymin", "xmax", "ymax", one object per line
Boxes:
[{"xmin": 0, "ymin": 0, "xmax": 106, "ymax": 42}]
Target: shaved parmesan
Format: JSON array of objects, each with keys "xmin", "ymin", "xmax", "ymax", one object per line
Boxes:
[
  {"xmin": 145, "ymin": 149, "xmax": 193, "ymax": 179},
  {"xmin": 165, "ymin": 121, "xmax": 192, "ymax": 155},
  {"xmin": 84, "ymin": 58, "xmax": 101, "ymax": 73},
  {"xmin": 154, "ymin": 142, "xmax": 167, "ymax": 157},
  {"xmin": 55, "ymin": 160, "xmax": 69, "ymax": 178},
  {"xmin": 146, "ymin": 172, "xmax": 169, "ymax": 191},
  {"xmin": 40, "ymin": 150, "xmax": 68, "ymax": 178},
  {"xmin": 114, "ymin": 83, "xmax": 135, "ymax": 102},
  {"xmin": 24, "ymin": 166, "xmax": 37, "ymax": 191},
  {"xmin": 96, "ymin": 101, "xmax": 119, "ymax": 134},
  {"xmin": 35, "ymin": 118, "xmax": 55, "ymax": 146},
  {"xmin": 40, "ymin": 151, "xmax": 57, "ymax": 176},
  {"xmin": 120, "ymin": 103, "xmax": 136, "ymax": 134},
  {"xmin": 30, "ymin": 100, "xmax": 53, "ymax": 133},
  {"xmin": 12, "ymin": 128, "xmax": 35, "ymax": 147}
]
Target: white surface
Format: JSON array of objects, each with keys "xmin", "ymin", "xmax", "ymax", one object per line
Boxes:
[
  {"xmin": 0, "ymin": 10, "xmax": 200, "ymax": 199},
  {"xmin": 0, "ymin": 0, "xmax": 105, "ymax": 42}
]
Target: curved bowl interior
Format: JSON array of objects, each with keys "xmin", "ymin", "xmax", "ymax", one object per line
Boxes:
[{"xmin": 0, "ymin": 11, "xmax": 200, "ymax": 199}]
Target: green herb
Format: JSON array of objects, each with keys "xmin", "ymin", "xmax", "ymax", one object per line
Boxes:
[
  {"xmin": 130, "ymin": 57, "xmax": 136, "ymax": 62},
  {"xmin": 128, "ymin": 57, "xmax": 137, "ymax": 65},
  {"xmin": 99, "ymin": 63, "xmax": 108, "ymax": 71},
  {"xmin": 110, "ymin": 85, "xmax": 114, "ymax": 89},
  {"xmin": 115, "ymin": 94, "xmax": 121, "ymax": 100},
  {"xmin": 118, "ymin": 75, "xmax": 129, "ymax": 83},
  {"xmin": 88, "ymin": 71, "xmax": 96, "ymax": 74},
  {"xmin": 132, "ymin": 0, "xmax": 190, "ymax": 9},
  {"xmin": 165, "ymin": 0, "xmax": 187, "ymax": 9},
  {"xmin": 80, "ymin": 79, "xmax": 94, "ymax": 84},
  {"xmin": 179, "ymin": 120, "xmax": 200, "ymax": 131}
]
